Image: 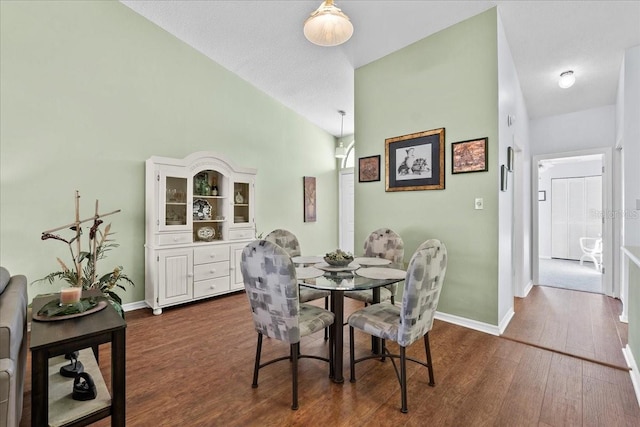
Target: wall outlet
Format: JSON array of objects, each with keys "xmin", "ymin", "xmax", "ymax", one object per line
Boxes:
[{"xmin": 475, "ymin": 198, "xmax": 484, "ymax": 210}]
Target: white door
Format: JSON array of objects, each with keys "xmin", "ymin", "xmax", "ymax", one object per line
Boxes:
[
  {"xmin": 339, "ymin": 169, "xmax": 354, "ymax": 253},
  {"xmin": 551, "ymin": 178, "xmax": 569, "ymax": 259},
  {"xmin": 567, "ymin": 178, "xmax": 586, "ymax": 259},
  {"xmin": 551, "ymin": 176, "xmax": 602, "ymax": 260}
]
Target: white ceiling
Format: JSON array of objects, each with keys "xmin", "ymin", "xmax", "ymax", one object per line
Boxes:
[{"xmin": 120, "ymin": 1, "xmax": 640, "ymax": 137}]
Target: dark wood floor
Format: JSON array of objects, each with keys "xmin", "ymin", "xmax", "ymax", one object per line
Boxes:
[{"xmin": 21, "ymin": 289, "xmax": 640, "ymax": 426}]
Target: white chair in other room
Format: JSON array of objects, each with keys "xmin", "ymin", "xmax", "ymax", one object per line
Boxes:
[{"xmin": 579, "ymin": 237, "xmax": 602, "ymax": 271}]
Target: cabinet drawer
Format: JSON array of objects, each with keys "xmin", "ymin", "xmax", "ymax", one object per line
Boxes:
[
  {"xmin": 193, "ymin": 276, "xmax": 230, "ymax": 298},
  {"xmin": 194, "ymin": 246, "xmax": 229, "ymax": 265},
  {"xmin": 228, "ymin": 228, "xmax": 254, "ymax": 241},
  {"xmin": 194, "ymin": 261, "xmax": 230, "ymax": 281},
  {"xmin": 157, "ymin": 233, "xmax": 191, "ymax": 246}
]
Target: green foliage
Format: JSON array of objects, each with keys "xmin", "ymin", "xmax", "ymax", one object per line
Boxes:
[{"xmin": 33, "ymin": 221, "xmax": 134, "ymax": 316}]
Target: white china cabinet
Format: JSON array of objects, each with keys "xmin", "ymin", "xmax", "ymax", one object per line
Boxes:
[{"xmin": 145, "ymin": 152, "xmax": 256, "ymax": 314}]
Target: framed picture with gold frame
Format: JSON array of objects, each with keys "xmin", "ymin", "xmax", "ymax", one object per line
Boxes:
[{"xmin": 385, "ymin": 128, "xmax": 445, "ymax": 191}]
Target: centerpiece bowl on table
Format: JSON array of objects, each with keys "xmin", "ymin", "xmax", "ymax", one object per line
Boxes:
[{"xmin": 323, "ymin": 249, "xmax": 354, "ymax": 267}]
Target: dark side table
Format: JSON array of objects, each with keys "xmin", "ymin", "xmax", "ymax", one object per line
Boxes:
[{"xmin": 30, "ymin": 290, "xmax": 126, "ymax": 426}]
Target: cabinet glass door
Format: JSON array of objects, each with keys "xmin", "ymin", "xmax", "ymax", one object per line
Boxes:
[
  {"xmin": 160, "ymin": 173, "xmax": 189, "ymax": 231},
  {"xmin": 233, "ymin": 182, "xmax": 250, "ymax": 224}
]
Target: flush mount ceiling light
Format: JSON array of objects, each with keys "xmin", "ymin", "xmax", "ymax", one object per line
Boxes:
[
  {"xmin": 304, "ymin": 0, "xmax": 353, "ymax": 47},
  {"xmin": 335, "ymin": 110, "xmax": 347, "ymax": 159},
  {"xmin": 558, "ymin": 70, "xmax": 576, "ymax": 88}
]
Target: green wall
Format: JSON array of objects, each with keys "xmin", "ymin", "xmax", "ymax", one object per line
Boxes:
[
  {"xmin": 0, "ymin": 1, "xmax": 338, "ymax": 305},
  {"xmin": 354, "ymin": 9, "xmax": 499, "ymax": 324}
]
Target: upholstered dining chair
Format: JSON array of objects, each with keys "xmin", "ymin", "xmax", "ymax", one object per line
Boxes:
[
  {"xmin": 265, "ymin": 228, "xmax": 331, "ymax": 306},
  {"xmin": 347, "ymin": 239, "xmax": 447, "ymax": 413},
  {"xmin": 345, "ymin": 228, "xmax": 405, "ymax": 305},
  {"xmin": 240, "ymin": 240, "xmax": 335, "ymax": 410}
]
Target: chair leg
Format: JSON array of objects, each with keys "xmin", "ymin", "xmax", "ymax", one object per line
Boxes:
[
  {"xmin": 400, "ymin": 346, "xmax": 408, "ymax": 413},
  {"xmin": 349, "ymin": 326, "xmax": 356, "ymax": 382},
  {"xmin": 424, "ymin": 332, "xmax": 435, "ymax": 386},
  {"xmin": 291, "ymin": 342, "xmax": 299, "ymax": 410},
  {"xmin": 252, "ymin": 333, "xmax": 262, "ymax": 388}
]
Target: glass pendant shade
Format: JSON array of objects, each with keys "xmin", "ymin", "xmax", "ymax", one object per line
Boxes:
[
  {"xmin": 304, "ymin": 0, "xmax": 354, "ymax": 47},
  {"xmin": 335, "ymin": 110, "xmax": 347, "ymax": 158}
]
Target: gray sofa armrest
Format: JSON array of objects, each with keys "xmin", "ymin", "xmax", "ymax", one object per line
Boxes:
[{"xmin": 0, "ymin": 271, "xmax": 28, "ymax": 361}]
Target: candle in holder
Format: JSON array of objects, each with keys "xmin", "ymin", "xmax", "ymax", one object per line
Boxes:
[{"xmin": 60, "ymin": 287, "xmax": 82, "ymax": 304}]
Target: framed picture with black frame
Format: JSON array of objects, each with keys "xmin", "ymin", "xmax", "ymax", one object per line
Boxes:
[
  {"xmin": 303, "ymin": 176, "xmax": 316, "ymax": 222},
  {"xmin": 358, "ymin": 155, "xmax": 381, "ymax": 182},
  {"xmin": 385, "ymin": 128, "xmax": 445, "ymax": 191},
  {"xmin": 451, "ymin": 137, "xmax": 488, "ymax": 174}
]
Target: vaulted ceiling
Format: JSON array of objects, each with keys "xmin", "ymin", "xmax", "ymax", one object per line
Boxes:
[{"xmin": 121, "ymin": 1, "xmax": 640, "ymax": 137}]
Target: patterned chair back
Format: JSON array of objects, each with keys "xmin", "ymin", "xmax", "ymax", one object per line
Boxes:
[
  {"xmin": 241, "ymin": 240, "xmax": 302, "ymax": 344},
  {"xmin": 264, "ymin": 229, "xmax": 301, "ymax": 258},
  {"xmin": 397, "ymin": 239, "xmax": 447, "ymax": 347},
  {"xmin": 363, "ymin": 228, "xmax": 404, "ymax": 264}
]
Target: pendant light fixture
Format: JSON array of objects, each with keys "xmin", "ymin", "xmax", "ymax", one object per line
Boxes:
[
  {"xmin": 335, "ymin": 110, "xmax": 347, "ymax": 159},
  {"xmin": 304, "ymin": 0, "xmax": 354, "ymax": 47},
  {"xmin": 558, "ymin": 70, "xmax": 575, "ymax": 88}
]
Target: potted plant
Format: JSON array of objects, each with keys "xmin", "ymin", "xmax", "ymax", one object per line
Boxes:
[{"xmin": 33, "ymin": 192, "xmax": 134, "ymax": 317}]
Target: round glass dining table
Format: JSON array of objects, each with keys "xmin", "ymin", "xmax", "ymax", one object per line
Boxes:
[{"xmin": 297, "ymin": 265, "xmax": 405, "ymax": 383}]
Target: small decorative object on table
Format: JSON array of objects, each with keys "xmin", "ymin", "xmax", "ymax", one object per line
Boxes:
[
  {"xmin": 60, "ymin": 351, "xmax": 84, "ymax": 378},
  {"xmin": 60, "ymin": 286, "xmax": 82, "ymax": 304},
  {"xmin": 34, "ymin": 296, "xmax": 108, "ymax": 322},
  {"xmin": 324, "ymin": 249, "xmax": 354, "ymax": 267},
  {"xmin": 72, "ymin": 372, "xmax": 97, "ymax": 401},
  {"xmin": 32, "ymin": 191, "xmax": 135, "ymax": 318}
]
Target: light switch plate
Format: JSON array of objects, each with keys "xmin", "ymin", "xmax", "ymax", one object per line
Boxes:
[{"xmin": 475, "ymin": 198, "xmax": 483, "ymax": 210}]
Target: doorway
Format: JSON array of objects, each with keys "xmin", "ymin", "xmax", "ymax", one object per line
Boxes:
[
  {"xmin": 339, "ymin": 168, "xmax": 354, "ymax": 254},
  {"xmin": 533, "ymin": 149, "xmax": 612, "ymax": 295}
]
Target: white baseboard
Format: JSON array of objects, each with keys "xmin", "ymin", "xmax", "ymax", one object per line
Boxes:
[
  {"xmin": 434, "ymin": 311, "xmax": 500, "ymax": 336},
  {"xmin": 498, "ymin": 308, "xmax": 515, "ymax": 334},
  {"xmin": 122, "ymin": 300, "xmax": 148, "ymax": 312},
  {"xmin": 622, "ymin": 345, "xmax": 640, "ymax": 407},
  {"xmin": 523, "ymin": 280, "xmax": 533, "ymax": 297}
]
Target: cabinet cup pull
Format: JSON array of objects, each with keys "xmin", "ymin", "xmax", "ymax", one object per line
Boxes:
[{"xmin": 210, "ymin": 269, "xmax": 216, "ymax": 274}]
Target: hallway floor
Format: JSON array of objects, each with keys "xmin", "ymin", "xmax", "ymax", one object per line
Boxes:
[{"xmin": 502, "ymin": 285, "xmax": 628, "ymax": 370}]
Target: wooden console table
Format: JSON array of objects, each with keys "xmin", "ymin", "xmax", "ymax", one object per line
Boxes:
[{"xmin": 30, "ymin": 290, "xmax": 126, "ymax": 426}]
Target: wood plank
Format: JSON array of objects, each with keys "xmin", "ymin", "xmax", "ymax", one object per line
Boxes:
[
  {"xmin": 538, "ymin": 353, "xmax": 582, "ymax": 426},
  {"xmin": 494, "ymin": 346, "xmax": 552, "ymax": 426}
]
